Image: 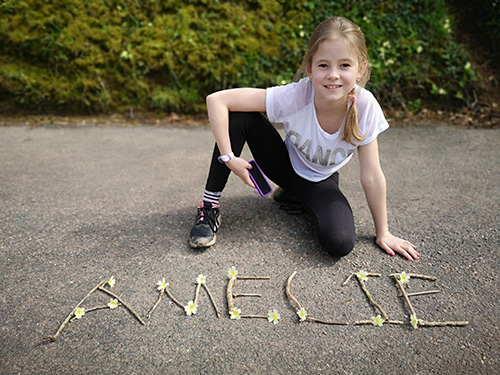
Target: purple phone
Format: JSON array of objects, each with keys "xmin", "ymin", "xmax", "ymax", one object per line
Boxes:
[{"xmin": 248, "ymin": 160, "xmax": 273, "ymax": 197}]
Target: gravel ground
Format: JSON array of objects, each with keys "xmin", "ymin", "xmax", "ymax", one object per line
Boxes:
[{"xmin": 0, "ymin": 124, "xmax": 498, "ymax": 375}]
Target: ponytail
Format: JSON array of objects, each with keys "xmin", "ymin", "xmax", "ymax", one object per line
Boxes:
[{"xmin": 343, "ymin": 88, "xmax": 364, "ymax": 145}]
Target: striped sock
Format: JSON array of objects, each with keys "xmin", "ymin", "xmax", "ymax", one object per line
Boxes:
[{"xmin": 203, "ymin": 190, "xmax": 221, "ymax": 206}]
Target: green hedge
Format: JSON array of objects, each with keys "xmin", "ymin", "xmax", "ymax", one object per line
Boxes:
[{"xmin": 0, "ymin": 0, "xmax": 480, "ymax": 114}]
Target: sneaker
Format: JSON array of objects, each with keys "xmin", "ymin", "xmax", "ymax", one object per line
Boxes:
[{"xmin": 188, "ymin": 201, "xmax": 221, "ymax": 248}]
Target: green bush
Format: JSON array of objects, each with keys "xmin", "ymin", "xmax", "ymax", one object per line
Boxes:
[{"xmin": 0, "ymin": 0, "xmax": 480, "ymax": 114}]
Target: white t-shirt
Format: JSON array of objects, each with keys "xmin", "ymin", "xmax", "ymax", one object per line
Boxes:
[{"xmin": 266, "ymin": 77, "xmax": 389, "ymax": 181}]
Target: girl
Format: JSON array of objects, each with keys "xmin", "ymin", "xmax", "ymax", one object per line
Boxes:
[{"xmin": 188, "ymin": 17, "xmax": 419, "ymax": 261}]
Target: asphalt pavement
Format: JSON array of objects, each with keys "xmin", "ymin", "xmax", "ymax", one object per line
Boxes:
[{"xmin": 0, "ymin": 123, "xmax": 499, "ymax": 374}]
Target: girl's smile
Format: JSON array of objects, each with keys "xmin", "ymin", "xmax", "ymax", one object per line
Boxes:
[{"xmin": 307, "ymin": 38, "xmax": 362, "ymax": 109}]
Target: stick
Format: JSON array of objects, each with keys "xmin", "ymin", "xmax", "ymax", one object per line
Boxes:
[
  {"xmin": 146, "ymin": 288, "xmax": 165, "ymax": 319},
  {"xmin": 354, "ymin": 320, "xmax": 405, "ymax": 325},
  {"xmin": 233, "ymin": 293, "xmax": 262, "ymax": 298},
  {"xmin": 285, "ymin": 271, "xmax": 303, "ymax": 311},
  {"xmin": 69, "ymin": 304, "xmax": 118, "ymax": 322},
  {"xmin": 389, "ymin": 273, "xmax": 437, "ymax": 281},
  {"xmin": 341, "ymin": 273, "xmax": 354, "ymax": 286},
  {"xmin": 342, "ymin": 272, "xmax": 381, "ymax": 286},
  {"xmin": 419, "ymin": 320, "xmax": 469, "ymax": 327},
  {"xmin": 203, "ymin": 284, "xmax": 221, "ymax": 318},
  {"xmin": 240, "ymin": 315, "xmax": 268, "ymax": 319},
  {"xmin": 407, "ymin": 290, "xmax": 441, "ymax": 297},
  {"xmin": 164, "ymin": 287, "xmax": 184, "ymax": 309},
  {"xmin": 98, "ymin": 286, "xmax": 146, "ymax": 325},
  {"xmin": 393, "ymin": 276, "xmax": 416, "ymax": 316},
  {"xmin": 227, "ymin": 277, "xmax": 236, "ymax": 312},
  {"xmin": 358, "ymin": 278, "xmax": 389, "ymax": 320},
  {"xmin": 194, "ymin": 283, "xmax": 201, "ymax": 305},
  {"xmin": 43, "ymin": 279, "xmax": 107, "ymax": 342},
  {"xmin": 307, "ymin": 317, "xmax": 348, "ymax": 325},
  {"xmin": 236, "ymin": 276, "xmax": 270, "ymax": 280}
]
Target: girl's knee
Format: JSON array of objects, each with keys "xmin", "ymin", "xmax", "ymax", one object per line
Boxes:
[{"xmin": 319, "ymin": 230, "xmax": 355, "ymax": 257}]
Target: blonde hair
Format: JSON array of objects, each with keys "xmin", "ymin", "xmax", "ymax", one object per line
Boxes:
[{"xmin": 295, "ymin": 17, "xmax": 371, "ymax": 145}]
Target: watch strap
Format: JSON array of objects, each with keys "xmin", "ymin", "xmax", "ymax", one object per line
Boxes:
[{"xmin": 218, "ymin": 152, "xmax": 234, "ymax": 163}]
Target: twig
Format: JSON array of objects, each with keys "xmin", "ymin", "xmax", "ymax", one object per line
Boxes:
[
  {"xmin": 354, "ymin": 320, "xmax": 405, "ymax": 325},
  {"xmin": 407, "ymin": 290, "xmax": 441, "ymax": 297},
  {"xmin": 194, "ymin": 283, "xmax": 201, "ymax": 305},
  {"xmin": 164, "ymin": 286, "xmax": 184, "ymax": 309},
  {"xmin": 342, "ymin": 272, "xmax": 381, "ymax": 286},
  {"xmin": 44, "ymin": 279, "xmax": 107, "ymax": 342},
  {"xmin": 308, "ymin": 317, "xmax": 348, "ymax": 325},
  {"xmin": 236, "ymin": 276, "xmax": 271, "ymax": 280},
  {"xmin": 392, "ymin": 276, "xmax": 416, "ymax": 317},
  {"xmin": 341, "ymin": 273, "xmax": 354, "ymax": 286},
  {"xmin": 146, "ymin": 288, "xmax": 165, "ymax": 319},
  {"xmin": 285, "ymin": 271, "xmax": 347, "ymax": 325},
  {"xmin": 233, "ymin": 293, "xmax": 262, "ymax": 298},
  {"xmin": 285, "ymin": 271, "xmax": 303, "ymax": 311},
  {"xmin": 98, "ymin": 286, "xmax": 146, "ymax": 325},
  {"xmin": 358, "ymin": 278, "xmax": 389, "ymax": 320},
  {"xmin": 203, "ymin": 284, "xmax": 221, "ymax": 318},
  {"xmin": 240, "ymin": 315, "xmax": 268, "ymax": 319},
  {"xmin": 69, "ymin": 305, "xmax": 117, "ymax": 322},
  {"xmin": 389, "ymin": 273, "xmax": 437, "ymax": 281},
  {"xmin": 419, "ymin": 320, "xmax": 469, "ymax": 327},
  {"xmin": 227, "ymin": 277, "xmax": 236, "ymax": 312}
]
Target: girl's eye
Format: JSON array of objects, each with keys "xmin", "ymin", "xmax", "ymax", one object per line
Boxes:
[
  {"xmin": 318, "ymin": 63, "xmax": 328, "ymax": 68},
  {"xmin": 340, "ymin": 63, "xmax": 351, "ymax": 68}
]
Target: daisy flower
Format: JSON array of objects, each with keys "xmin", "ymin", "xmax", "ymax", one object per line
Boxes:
[
  {"xmin": 74, "ymin": 307, "xmax": 85, "ymax": 319},
  {"xmin": 229, "ymin": 308, "xmax": 241, "ymax": 320},
  {"xmin": 107, "ymin": 276, "xmax": 115, "ymax": 288},
  {"xmin": 227, "ymin": 266, "xmax": 238, "ymax": 280},
  {"xmin": 400, "ymin": 272, "xmax": 410, "ymax": 285},
  {"xmin": 184, "ymin": 300, "xmax": 198, "ymax": 316},
  {"xmin": 196, "ymin": 274, "xmax": 207, "ymax": 285},
  {"xmin": 108, "ymin": 299, "xmax": 119, "ymax": 309},
  {"xmin": 356, "ymin": 270, "xmax": 368, "ymax": 281},
  {"xmin": 157, "ymin": 278, "xmax": 169, "ymax": 291},
  {"xmin": 371, "ymin": 315, "xmax": 384, "ymax": 327},
  {"xmin": 297, "ymin": 308, "xmax": 307, "ymax": 322},
  {"xmin": 410, "ymin": 314, "xmax": 423, "ymax": 330},
  {"xmin": 268, "ymin": 309, "xmax": 281, "ymax": 325}
]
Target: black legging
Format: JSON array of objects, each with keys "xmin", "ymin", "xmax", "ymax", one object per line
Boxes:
[{"xmin": 205, "ymin": 112, "xmax": 355, "ymax": 257}]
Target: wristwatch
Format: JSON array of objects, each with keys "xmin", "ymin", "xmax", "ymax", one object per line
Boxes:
[{"xmin": 218, "ymin": 152, "xmax": 234, "ymax": 164}]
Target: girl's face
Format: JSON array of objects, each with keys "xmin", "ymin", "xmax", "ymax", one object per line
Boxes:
[{"xmin": 307, "ymin": 38, "xmax": 364, "ymax": 106}]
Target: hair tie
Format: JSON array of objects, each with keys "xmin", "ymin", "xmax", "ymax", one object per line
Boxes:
[{"xmin": 349, "ymin": 94, "xmax": 357, "ymax": 103}]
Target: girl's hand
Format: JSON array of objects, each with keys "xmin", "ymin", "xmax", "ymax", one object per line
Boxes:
[
  {"xmin": 376, "ymin": 231, "xmax": 419, "ymax": 261},
  {"xmin": 226, "ymin": 157, "xmax": 255, "ymax": 188}
]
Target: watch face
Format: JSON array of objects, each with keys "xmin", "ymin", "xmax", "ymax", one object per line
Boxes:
[{"xmin": 218, "ymin": 153, "xmax": 233, "ymax": 163}]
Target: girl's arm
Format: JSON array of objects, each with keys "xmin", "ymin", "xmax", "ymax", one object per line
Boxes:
[
  {"xmin": 206, "ymin": 88, "xmax": 266, "ymax": 187},
  {"xmin": 358, "ymin": 139, "xmax": 419, "ymax": 261}
]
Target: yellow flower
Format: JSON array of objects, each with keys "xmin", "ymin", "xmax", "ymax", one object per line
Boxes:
[
  {"xmin": 108, "ymin": 299, "xmax": 119, "ymax": 309},
  {"xmin": 74, "ymin": 307, "xmax": 85, "ymax": 319},
  {"xmin": 400, "ymin": 272, "xmax": 410, "ymax": 284},
  {"xmin": 268, "ymin": 309, "xmax": 281, "ymax": 325},
  {"xmin": 356, "ymin": 270, "xmax": 368, "ymax": 281},
  {"xmin": 410, "ymin": 314, "xmax": 423, "ymax": 330},
  {"xmin": 157, "ymin": 278, "xmax": 169, "ymax": 291},
  {"xmin": 229, "ymin": 308, "xmax": 241, "ymax": 320},
  {"xmin": 107, "ymin": 276, "xmax": 115, "ymax": 288},
  {"xmin": 297, "ymin": 308, "xmax": 307, "ymax": 322},
  {"xmin": 196, "ymin": 274, "xmax": 207, "ymax": 285},
  {"xmin": 371, "ymin": 315, "xmax": 384, "ymax": 327},
  {"xmin": 227, "ymin": 266, "xmax": 238, "ymax": 280},
  {"xmin": 184, "ymin": 300, "xmax": 197, "ymax": 316}
]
